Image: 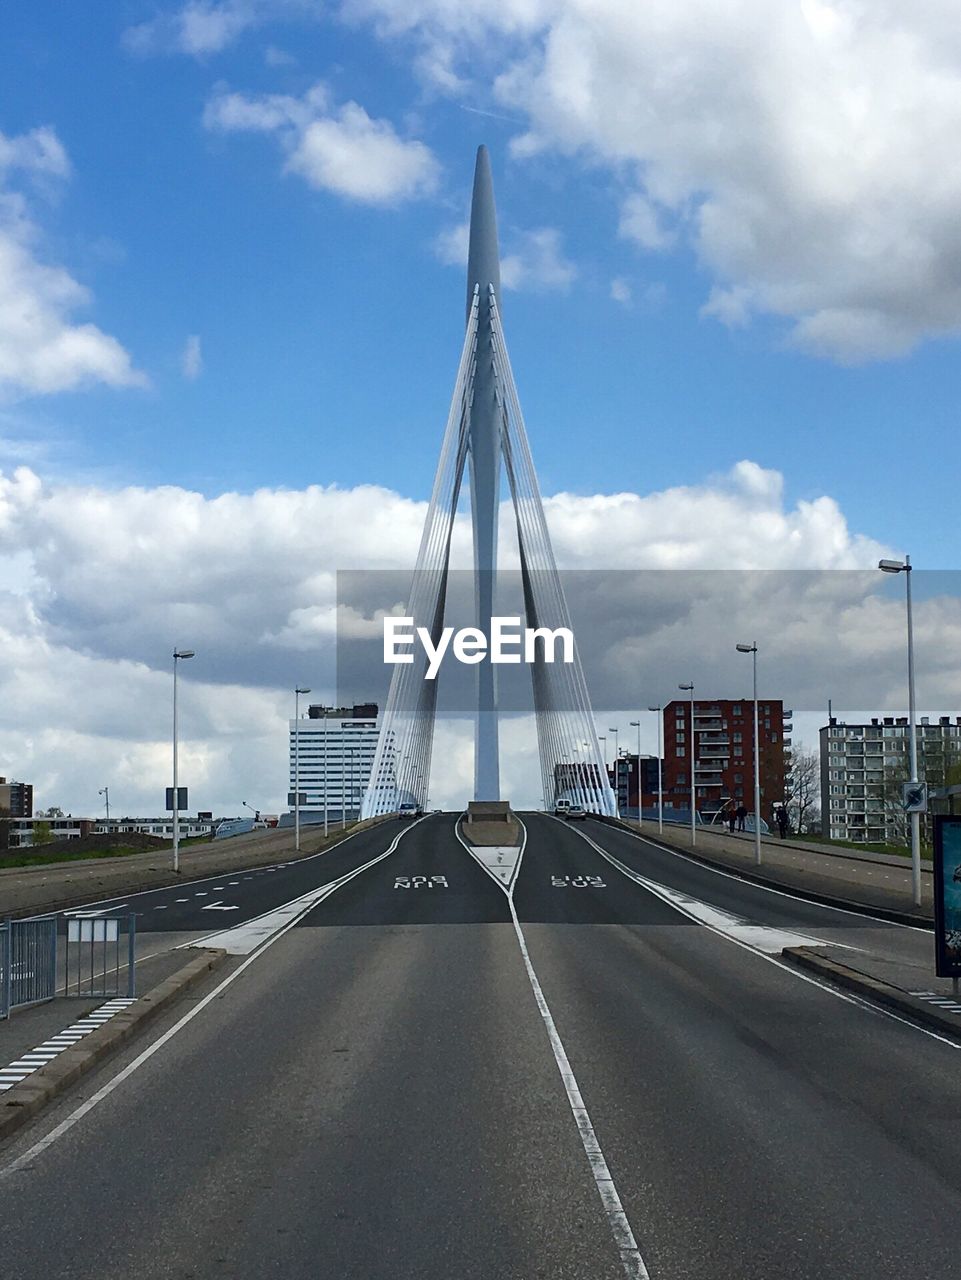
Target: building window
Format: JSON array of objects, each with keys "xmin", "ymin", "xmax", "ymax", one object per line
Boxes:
[
  {"xmin": 677, "ymin": 774, "xmax": 686, "ymax": 785},
  {"xmin": 733, "ymin": 732, "xmax": 742, "ymax": 743},
  {"xmin": 771, "ymin": 732, "xmax": 778, "ymax": 743},
  {"xmin": 734, "ymin": 773, "xmax": 743, "ymax": 783},
  {"xmin": 676, "ymin": 746, "xmax": 685, "ymax": 757},
  {"xmin": 733, "ymin": 705, "xmax": 742, "ymax": 715}
]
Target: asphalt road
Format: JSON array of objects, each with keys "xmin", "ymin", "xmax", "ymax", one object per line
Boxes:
[{"xmin": 2, "ymin": 811, "xmax": 959, "ymax": 1279}]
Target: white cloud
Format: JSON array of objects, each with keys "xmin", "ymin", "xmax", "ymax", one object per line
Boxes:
[
  {"xmin": 0, "ymin": 457, "xmax": 934, "ymax": 816},
  {"xmin": 204, "ymin": 84, "xmax": 440, "ymax": 204},
  {"xmin": 501, "ymin": 226, "xmax": 576, "ymax": 291},
  {"xmin": 610, "ymin": 276, "xmax": 631, "ymax": 306},
  {"xmin": 0, "ymin": 127, "xmax": 144, "ymax": 398},
  {"xmin": 353, "ymin": 0, "xmax": 961, "ymax": 362},
  {"xmin": 182, "ymin": 335, "xmax": 203, "ymax": 381},
  {"xmin": 434, "ymin": 220, "xmax": 575, "ymax": 292},
  {"xmin": 124, "ymin": 1, "xmax": 290, "ymax": 57}
]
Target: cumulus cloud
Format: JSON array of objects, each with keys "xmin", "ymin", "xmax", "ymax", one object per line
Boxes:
[
  {"xmin": 4, "ymin": 456, "xmax": 951, "ymax": 816},
  {"xmin": 0, "ymin": 126, "xmax": 145, "ymax": 397},
  {"xmin": 351, "ymin": 0, "xmax": 961, "ymax": 362},
  {"xmin": 204, "ymin": 83, "xmax": 440, "ymax": 204},
  {"xmin": 434, "ymin": 220, "xmax": 575, "ymax": 291},
  {"xmin": 182, "ymin": 334, "xmax": 203, "ymax": 380},
  {"xmin": 123, "ymin": 0, "xmax": 295, "ymax": 57}
]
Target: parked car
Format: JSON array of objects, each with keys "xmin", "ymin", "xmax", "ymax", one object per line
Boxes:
[{"xmin": 565, "ymin": 804, "xmax": 587, "ymax": 820}]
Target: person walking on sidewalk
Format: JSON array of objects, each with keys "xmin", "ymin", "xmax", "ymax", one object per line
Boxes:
[
  {"xmin": 735, "ymin": 803, "xmax": 747, "ymax": 832},
  {"xmin": 776, "ymin": 805, "xmax": 789, "ymax": 839}
]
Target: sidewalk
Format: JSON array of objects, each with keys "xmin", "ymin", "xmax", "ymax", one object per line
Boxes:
[
  {"xmin": 0, "ymin": 817, "xmax": 392, "ymax": 920},
  {"xmin": 0, "ymin": 944, "xmax": 230, "ymax": 1143},
  {"xmin": 623, "ymin": 818, "xmax": 933, "ymax": 923}
]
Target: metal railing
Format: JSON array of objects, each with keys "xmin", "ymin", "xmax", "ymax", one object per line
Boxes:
[
  {"xmin": 64, "ymin": 914, "xmax": 136, "ymax": 1000},
  {"xmin": 1, "ymin": 915, "xmax": 58, "ymax": 1019}
]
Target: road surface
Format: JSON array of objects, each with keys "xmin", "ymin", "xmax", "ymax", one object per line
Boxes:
[{"xmin": 2, "ymin": 812, "xmax": 959, "ymax": 1279}]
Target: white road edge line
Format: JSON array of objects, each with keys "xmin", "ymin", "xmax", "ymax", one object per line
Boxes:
[
  {"xmin": 459, "ymin": 812, "xmax": 650, "ymax": 1279},
  {"xmin": 562, "ymin": 817, "xmax": 961, "ymax": 1053},
  {"xmin": 0, "ymin": 818, "xmax": 425, "ymax": 1177},
  {"xmin": 586, "ymin": 816, "xmax": 930, "ymax": 933}
]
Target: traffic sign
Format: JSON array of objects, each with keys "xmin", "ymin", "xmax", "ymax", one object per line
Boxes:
[{"xmin": 902, "ymin": 782, "xmax": 928, "ymax": 813}]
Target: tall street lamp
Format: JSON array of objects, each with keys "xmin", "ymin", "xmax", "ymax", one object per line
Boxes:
[
  {"xmin": 648, "ymin": 706, "xmax": 664, "ymax": 833},
  {"xmin": 294, "ymin": 687, "xmax": 310, "ymax": 853},
  {"xmin": 880, "ymin": 556, "xmax": 922, "ymax": 907},
  {"xmin": 678, "ymin": 684, "xmax": 696, "ymax": 846},
  {"xmin": 98, "ymin": 786, "xmax": 110, "ymax": 826},
  {"xmin": 736, "ymin": 642, "xmax": 762, "ymax": 867},
  {"xmin": 172, "ymin": 648, "xmax": 195, "ymax": 874},
  {"xmin": 629, "ymin": 720, "xmax": 642, "ymax": 819}
]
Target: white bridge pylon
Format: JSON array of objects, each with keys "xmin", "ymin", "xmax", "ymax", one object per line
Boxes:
[{"xmin": 362, "ymin": 150, "xmax": 615, "ymax": 820}]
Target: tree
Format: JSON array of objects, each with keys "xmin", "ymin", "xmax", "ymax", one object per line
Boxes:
[
  {"xmin": 784, "ymin": 742, "xmax": 819, "ymax": 835},
  {"xmin": 33, "ymin": 821, "xmax": 53, "ymax": 845},
  {"xmin": 36, "ymin": 806, "xmax": 64, "ymax": 818}
]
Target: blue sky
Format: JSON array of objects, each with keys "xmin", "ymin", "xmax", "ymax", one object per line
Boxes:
[
  {"xmin": 2, "ymin": 2, "xmax": 959, "ymax": 559},
  {"xmin": 3, "ymin": 2, "xmax": 961, "ymax": 815}
]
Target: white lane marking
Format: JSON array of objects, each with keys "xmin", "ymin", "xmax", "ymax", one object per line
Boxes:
[
  {"xmin": 0, "ymin": 822, "xmax": 424, "ymax": 1174},
  {"xmin": 466, "ymin": 814, "xmax": 650, "ymax": 1279},
  {"xmin": 63, "ymin": 904, "xmax": 129, "ymax": 918},
  {"xmin": 0, "ymin": 999, "xmax": 137, "ymax": 1093},
  {"xmin": 184, "ymin": 818, "xmax": 427, "ymax": 955},
  {"xmin": 154, "ymin": 905, "xmax": 168, "ymax": 911},
  {"xmin": 175, "ymin": 898, "xmax": 189, "ymax": 903},
  {"xmin": 569, "ymin": 822, "xmax": 851, "ymax": 956},
  {"xmin": 201, "ymin": 902, "xmax": 239, "ymax": 912},
  {"xmin": 17, "ymin": 821, "xmax": 401, "ymax": 922},
  {"xmin": 454, "ymin": 820, "xmax": 527, "ymax": 894},
  {"xmin": 589, "ymin": 818, "xmax": 930, "ymax": 933},
  {"xmin": 558, "ymin": 822, "xmax": 961, "ymax": 1051}
]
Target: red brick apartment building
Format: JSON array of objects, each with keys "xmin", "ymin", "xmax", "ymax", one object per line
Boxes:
[{"xmin": 661, "ymin": 698, "xmax": 790, "ymax": 822}]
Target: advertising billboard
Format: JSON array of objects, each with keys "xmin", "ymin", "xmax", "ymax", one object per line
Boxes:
[{"xmin": 933, "ymin": 816, "xmax": 961, "ymax": 978}]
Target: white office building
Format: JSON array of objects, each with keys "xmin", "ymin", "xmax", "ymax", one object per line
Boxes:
[{"xmin": 288, "ymin": 703, "xmax": 386, "ymax": 823}]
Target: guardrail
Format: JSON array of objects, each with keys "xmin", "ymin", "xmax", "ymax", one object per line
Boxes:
[
  {"xmin": 64, "ymin": 914, "xmax": 136, "ymax": 1000},
  {"xmin": 1, "ymin": 915, "xmax": 58, "ymax": 1019}
]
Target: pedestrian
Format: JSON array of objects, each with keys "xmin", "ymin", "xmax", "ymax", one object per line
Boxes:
[
  {"xmin": 777, "ymin": 805, "xmax": 789, "ymax": 839},
  {"xmin": 727, "ymin": 804, "xmax": 737, "ymax": 834},
  {"xmin": 736, "ymin": 803, "xmax": 747, "ymax": 832}
]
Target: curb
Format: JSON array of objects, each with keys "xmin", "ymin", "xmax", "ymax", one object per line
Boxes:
[
  {"xmin": 594, "ymin": 814, "xmax": 934, "ymax": 929},
  {"xmin": 782, "ymin": 946, "xmax": 961, "ymax": 1039},
  {"xmin": 0, "ymin": 948, "xmax": 228, "ymax": 1145}
]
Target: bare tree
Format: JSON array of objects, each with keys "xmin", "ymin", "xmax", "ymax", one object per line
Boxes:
[{"xmin": 784, "ymin": 742, "xmax": 819, "ymax": 834}]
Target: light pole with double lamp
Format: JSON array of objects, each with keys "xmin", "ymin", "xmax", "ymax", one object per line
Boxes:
[
  {"xmin": 294, "ymin": 687, "xmax": 310, "ymax": 852},
  {"xmin": 678, "ymin": 683, "xmax": 696, "ymax": 845},
  {"xmin": 879, "ymin": 557, "xmax": 922, "ymax": 907},
  {"xmin": 647, "ymin": 706, "xmax": 664, "ymax": 833},
  {"xmin": 172, "ymin": 648, "xmax": 195, "ymax": 874},
  {"xmin": 736, "ymin": 642, "xmax": 762, "ymax": 867}
]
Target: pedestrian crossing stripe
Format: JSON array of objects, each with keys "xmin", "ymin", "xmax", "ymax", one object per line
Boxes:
[{"xmin": 0, "ymin": 998, "xmax": 137, "ymax": 1092}]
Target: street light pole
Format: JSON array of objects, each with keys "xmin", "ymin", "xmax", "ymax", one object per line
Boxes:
[
  {"xmin": 648, "ymin": 706, "xmax": 663, "ymax": 833},
  {"xmin": 608, "ymin": 728, "xmax": 619, "ymax": 816},
  {"xmin": 679, "ymin": 684, "xmax": 695, "ymax": 846},
  {"xmin": 294, "ymin": 687, "xmax": 310, "ymax": 853},
  {"xmin": 99, "ymin": 786, "xmax": 110, "ymax": 825},
  {"xmin": 629, "ymin": 720, "xmax": 642, "ymax": 819},
  {"xmin": 880, "ymin": 556, "xmax": 922, "ymax": 906},
  {"xmin": 172, "ymin": 648, "xmax": 195, "ymax": 874},
  {"xmin": 736, "ymin": 642, "xmax": 762, "ymax": 866}
]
